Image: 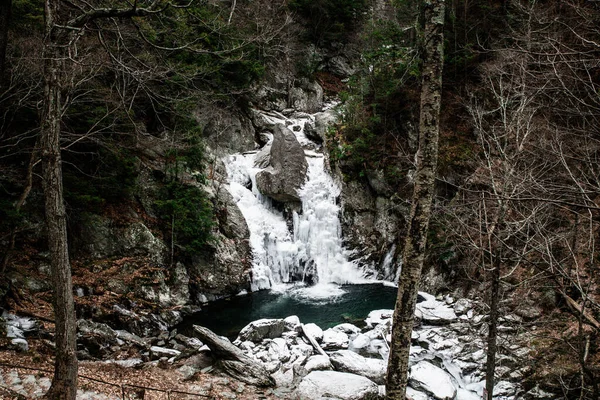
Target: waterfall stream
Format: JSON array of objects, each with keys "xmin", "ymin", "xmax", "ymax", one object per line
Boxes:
[{"xmin": 224, "ymin": 107, "xmax": 366, "ymax": 293}]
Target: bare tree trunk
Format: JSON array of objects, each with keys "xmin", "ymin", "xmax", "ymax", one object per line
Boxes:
[
  {"xmin": 386, "ymin": 1, "xmax": 445, "ymax": 399},
  {"xmin": 0, "ymin": 0, "xmax": 10, "ymax": 85},
  {"xmin": 42, "ymin": 1, "xmax": 78, "ymax": 398},
  {"xmin": 485, "ymin": 252, "xmax": 501, "ymax": 400}
]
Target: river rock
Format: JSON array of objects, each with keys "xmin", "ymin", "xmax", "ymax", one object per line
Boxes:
[
  {"xmin": 284, "ymin": 315, "xmax": 302, "ymax": 332},
  {"xmin": 409, "ymin": 361, "xmax": 457, "ymax": 400},
  {"xmin": 407, "ymin": 387, "xmax": 430, "ymax": 400},
  {"xmin": 302, "ymin": 323, "xmax": 324, "ymax": 342},
  {"xmin": 415, "ymin": 294, "xmax": 457, "ymax": 325},
  {"xmin": 350, "ymin": 333, "xmax": 371, "ymax": 352},
  {"xmin": 322, "ymin": 328, "xmax": 349, "ymax": 349},
  {"xmin": 296, "ymin": 371, "xmax": 379, "ymax": 400},
  {"xmin": 255, "ymin": 124, "xmax": 308, "ymax": 203},
  {"xmin": 305, "ymin": 355, "xmax": 332, "ymax": 372},
  {"xmin": 329, "ymin": 350, "xmax": 387, "ymax": 385},
  {"xmin": 365, "ymin": 310, "xmax": 393, "ymax": 328},
  {"xmin": 332, "ymin": 323, "xmax": 362, "ymax": 335},
  {"xmin": 237, "ymin": 319, "xmax": 286, "ymax": 342},
  {"xmin": 267, "ymin": 337, "xmax": 291, "ymax": 362},
  {"xmin": 453, "ymin": 298, "xmax": 472, "ymax": 315}
]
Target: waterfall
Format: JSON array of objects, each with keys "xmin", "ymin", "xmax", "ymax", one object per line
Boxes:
[{"xmin": 224, "ymin": 108, "xmax": 365, "ymax": 292}]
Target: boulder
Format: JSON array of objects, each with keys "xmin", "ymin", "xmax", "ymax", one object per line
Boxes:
[
  {"xmin": 415, "ymin": 296, "xmax": 458, "ymax": 325},
  {"xmin": 284, "ymin": 315, "xmax": 302, "ymax": 332},
  {"xmin": 305, "ymin": 355, "xmax": 332, "ymax": 372},
  {"xmin": 267, "ymin": 337, "xmax": 291, "ymax": 362},
  {"xmin": 329, "ymin": 350, "xmax": 387, "ymax": 385},
  {"xmin": 322, "ymin": 328, "xmax": 349, "ymax": 350},
  {"xmin": 237, "ymin": 319, "xmax": 286, "ymax": 342},
  {"xmin": 313, "ymin": 109, "xmax": 338, "ymax": 142},
  {"xmin": 409, "ymin": 361, "xmax": 457, "ymax": 400},
  {"xmin": 255, "ymin": 124, "xmax": 308, "ymax": 203},
  {"xmin": 332, "ymin": 323, "xmax": 361, "ymax": 335},
  {"xmin": 193, "ymin": 325, "xmax": 275, "ymax": 387},
  {"xmin": 365, "ymin": 309, "xmax": 393, "ymax": 328},
  {"xmin": 288, "ymin": 80, "xmax": 324, "ymax": 113},
  {"xmin": 302, "ymin": 323, "xmax": 324, "ymax": 342},
  {"xmin": 296, "ymin": 371, "xmax": 379, "ymax": 400}
]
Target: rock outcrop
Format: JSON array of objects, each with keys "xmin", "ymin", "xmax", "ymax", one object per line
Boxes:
[{"xmin": 255, "ymin": 124, "xmax": 308, "ymax": 204}]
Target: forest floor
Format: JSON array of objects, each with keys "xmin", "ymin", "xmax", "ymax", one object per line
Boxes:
[{"xmin": 0, "ymin": 341, "xmax": 295, "ymax": 400}]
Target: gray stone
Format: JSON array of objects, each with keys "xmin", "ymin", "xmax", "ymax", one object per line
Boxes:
[
  {"xmin": 237, "ymin": 319, "xmax": 286, "ymax": 342},
  {"xmin": 288, "ymin": 80, "xmax": 324, "ymax": 113},
  {"xmin": 150, "ymin": 346, "xmax": 181, "ymax": 359},
  {"xmin": 327, "ymin": 56, "xmax": 357, "ymax": 77},
  {"xmin": 255, "ymin": 124, "xmax": 308, "ymax": 203},
  {"xmin": 296, "ymin": 371, "xmax": 379, "ymax": 400}
]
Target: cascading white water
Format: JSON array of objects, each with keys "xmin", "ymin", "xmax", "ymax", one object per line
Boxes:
[{"xmin": 224, "ymin": 108, "xmax": 365, "ymax": 292}]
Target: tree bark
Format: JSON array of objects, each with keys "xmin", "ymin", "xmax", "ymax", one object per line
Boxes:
[
  {"xmin": 386, "ymin": 1, "xmax": 445, "ymax": 399},
  {"xmin": 485, "ymin": 252, "xmax": 501, "ymax": 400},
  {"xmin": 0, "ymin": 0, "xmax": 10, "ymax": 85},
  {"xmin": 42, "ymin": 1, "xmax": 78, "ymax": 399}
]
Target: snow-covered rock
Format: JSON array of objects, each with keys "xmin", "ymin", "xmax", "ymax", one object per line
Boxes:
[
  {"xmin": 284, "ymin": 315, "xmax": 302, "ymax": 332},
  {"xmin": 329, "ymin": 350, "xmax": 387, "ymax": 385},
  {"xmin": 415, "ymin": 298, "xmax": 458, "ymax": 324},
  {"xmin": 296, "ymin": 371, "xmax": 379, "ymax": 400},
  {"xmin": 322, "ymin": 328, "xmax": 349, "ymax": 349},
  {"xmin": 409, "ymin": 361, "xmax": 457, "ymax": 400},
  {"xmin": 237, "ymin": 318, "xmax": 285, "ymax": 342},
  {"xmin": 332, "ymin": 323, "xmax": 361, "ymax": 335},
  {"xmin": 305, "ymin": 355, "xmax": 332, "ymax": 372},
  {"xmin": 302, "ymin": 323, "xmax": 324, "ymax": 342},
  {"xmin": 267, "ymin": 337, "xmax": 291, "ymax": 362},
  {"xmin": 365, "ymin": 310, "xmax": 393, "ymax": 328}
]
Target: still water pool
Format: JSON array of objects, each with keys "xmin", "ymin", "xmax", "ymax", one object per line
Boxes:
[{"xmin": 178, "ymin": 283, "xmax": 397, "ymax": 339}]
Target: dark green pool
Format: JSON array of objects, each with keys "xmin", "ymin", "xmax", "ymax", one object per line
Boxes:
[{"xmin": 178, "ymin": 283, "xmax": 397, "ymax": 339}]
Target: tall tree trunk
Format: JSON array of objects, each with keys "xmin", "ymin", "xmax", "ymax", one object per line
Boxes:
[
  {"xmin": 485, "ymin": 251, "xmax": 501, "ymax": 400},
  {"xmin": 0, "ymin": 0, "xmax": 11, "ymax": 86},
  {"xmin": 386, "ymin": 1, "xmax": 445, "ymax": 399},
  {"xmin": 42, "ymin": 1, "xmax": 78, "ymax": 399}
]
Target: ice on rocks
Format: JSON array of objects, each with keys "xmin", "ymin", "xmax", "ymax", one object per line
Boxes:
[
  {"xmin": 296, "ymin": 371, "xmax": 379, "ymax": 400},
  {"xmin": 409, "ymin": 361, "xmax": 457, "ymax": 400}
]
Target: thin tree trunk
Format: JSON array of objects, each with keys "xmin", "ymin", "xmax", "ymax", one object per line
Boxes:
[
  {"xmin": 386, "ymin": 1, "xmax": 445, "ymax": 399},
  {"xmin": 42, "ymin": 1, "xmax": 78, "ymax": 398},
  {"xmin": 0, "ymin": 0, "xmax": 11, "ymax": 85},
  {"xmin": 485, "ymin": 252, "xmax": 501, "ymax": 400}
]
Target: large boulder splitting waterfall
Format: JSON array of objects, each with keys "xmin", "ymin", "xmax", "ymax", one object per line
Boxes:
[{"xmin": 255, "ymin": 124, "xmax": 308, "ymax": 203}]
